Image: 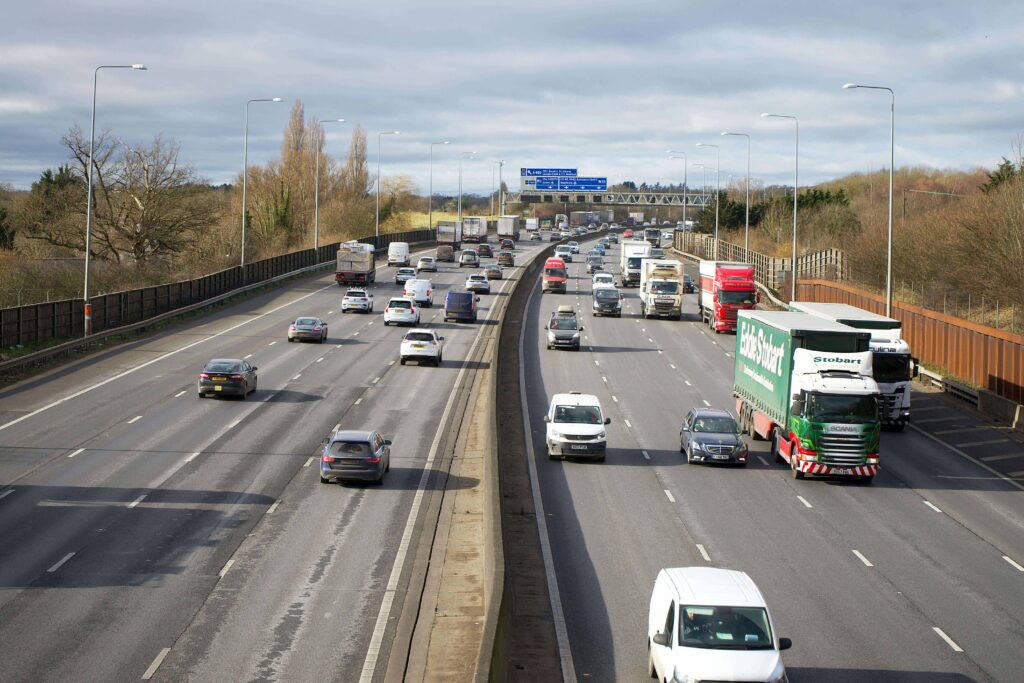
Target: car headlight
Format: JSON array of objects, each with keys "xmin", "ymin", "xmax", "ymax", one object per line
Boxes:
[
  {"xmin": 572, "ymin": 332, "xmax": 580, "ymax": 339},
  {"xmin": 549, "ymin": 430, "xmax": 563, "ymax": 439},
  {"xmin": 768, "ymin": 669, "xmax": 789, "ymax": 683},
  {"xmin": 690, "ymin": 441, "xmax": 703, "ymax": 451},
  {"xmin": 597, "ymin": 431, "xmax": 606, "ymax": 439},
  {"xmin": 673, "ymin": 669, "xmax": 699, "ymax": 683}
]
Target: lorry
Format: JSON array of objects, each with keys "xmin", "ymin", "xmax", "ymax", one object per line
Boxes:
[
  {"xmin": 436, "ymin": 220, "xmax": 462, "ymax": 250},
  {"xmin": 497, "ymin": 215, "xmax": 521, "ymax": 241},
  {"xmin": 788, "ymin": 302, "xmax": 917, "ymax": 430},
  {"xmin": 627, "ymin": 211, "xmax": 645, "ymax": 226},
  {"xmin": 462, "ymin": 216, "xmax": 487, "ymax": 244},
  {"xmin": 733, "ymin": 310, "xmax": 882, "ymax": 483},
  {"xmin": 639, "ymin": 259, "xmax": 685, "ymax": 319},
  {"xmin": 643, "ymin": 226, "xmax": 661, "ymax": 246},
  {"xmin": 555, "ymin": 213, "xmax": 569, "ymax": 229},
  {"xmin": 542, "ymin": 256, "xmax": 568, "ymax": 293},
  {"xmin": 619, "ymin": 240, "xmax": 653, "ymax": 287},
  {"xmin": 698, "ymin": 260, "xmax": 758, "ymax": 333},
  {"xmin": 335, "ymin": 241, "xmax": 376, "ymax": 286},
  {"xmin": 524, "ymin": 217, "xmax": 540, "ymax": 232}
]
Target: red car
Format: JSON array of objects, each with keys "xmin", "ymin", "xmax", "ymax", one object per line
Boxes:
[{"xmin": 623, "ymin": 228, "xmax": 634, "ymax": 239}]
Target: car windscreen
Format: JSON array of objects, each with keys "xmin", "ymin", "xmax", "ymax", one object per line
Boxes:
[
  {"xmin": 205, "ymin": 362, "xmax": 241, "ymax": 373},
  {"xmin": 719, "ymin": 289, "xmax": 756, "ymax": 305},
  {"xmin": 405, "ymin": 332, "xmax": 434, "ymax": 342},
  {"xmin": 627, "ymin": 257, "xmax": 644, "ymax": 268},
  {"xmin": 330, "ymin": 441, "xmax": 372, "ymax": 457},
  {"xmin": 447, "ymin": 295, "xmax": 471, "ymax": 310},
  {"xmin": 545, "ymin": 267, "xmax": 567, "ymax": 279},
  {"xmin": 552, "ymin": 405, "xmax": 601, "ymax": 424},
  {"xmin": 549, "ymin": 318, "xmax": 578, "ymax": 331},
  {"xmin": 295, "ymin": 318, "xmax": 318, "ymax": 326},
  {"xmin": 594, "ymin": 289, "xmax": 619, "ymax": 301},
  {"xmin": 651, "ymin": 282, "xmax": 679, "ymax": 294},
  {"xmin": 398, "ymin": 269, "xmax": 416, "ymax": 275},
  {"xmin": 346, "ymin": 291, "xmax": 366, "ymax": 297},
  {"xmin": 692, "ymin": 417, "xmax": 739, "ymax": 433},
  {"xmin": 679, "ymin": 605, "xmax": 773, "ymax": 650},
  {"xmin": 588, "ymin": 256, "xmax": 602, "ymax": 263},
  {"xmin": 389, "ymin": 300, "xmax": 412, "ymax": 309}
]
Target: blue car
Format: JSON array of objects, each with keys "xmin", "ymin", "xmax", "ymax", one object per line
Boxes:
[{"xmin": 591, "ymin": 244, "xmax": 606, "ymax": 256}]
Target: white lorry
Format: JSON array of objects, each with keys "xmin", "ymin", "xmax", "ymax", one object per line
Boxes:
[
  {"xmin": 497, "ymin": 215, "xmax": 521, "ymax": 241},
  {"xmin": 436, "ymin": 220, "xmax": 462, "ymax": 250},
  {"xmin": 639, "ymin": 259, "xmax": 685, "ymax": 319},
  {"xmin": 619, "ymin": 240, "xmax": 652, "ymax": 287},
  {"xmin": 524, "ymin": 217, "xmax": 539, "ymax": 232},
  {"xmin": 462, "ymin": 216, "xmax": 487, "ymax": 244},
  {"xmin": 789, "ymin": 302, "xmax": 917, "ymax": 430}
]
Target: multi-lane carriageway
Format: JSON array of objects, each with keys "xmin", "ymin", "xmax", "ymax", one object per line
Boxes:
[{"xmin": 0, "ymin": 231, "xmax": 1022, "ymax": 682}]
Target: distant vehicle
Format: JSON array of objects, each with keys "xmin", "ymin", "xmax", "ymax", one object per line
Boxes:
[
  {"xmin": 465, "ymin": 273, "xmax": 491, "ymax": 294},
  {"xmin": 462, "ymin": 216, "xmax": 487, "ymax": 244},
  {"xmin": 598, "ymin": 238, "xmax": 610, "ymax": 248},
  {"xmin": 335, "ymin": 241, "xmax": 376, "ymax": 286},
  {"xmin": 483, "ymin": 264, "xmax": 503, "ymax": 280},
  {"xmin": 436, "ymin": 245, "xmax": 455, "ymax": 262},
  {"xmin": 497, "ymin": 250, "xmax": 515, "ymax": 267},
  {"xmin": 497, "ymin": 215, "xmax": 521, "ymax": 241},
  {"xmin": 530, "ymin": 232, "xmax": 543, "ymax": 241},
  {"xmin": 592, "ymin": 285, "xmax": 621, "ymax": 317},
  {"xmin": 525, "ymin": 217, "xmax": 540, "ymax": 232},
  {"xmin": 607, "ymin": 233, "xmax": 619, "ymax": 244},
  {"xmin": 444, "ymin": 291, "xmax": 479, "ymax": 323},
  {"xmin": 545, "ymin": 312, "xmax": 583, "ymax": 351},
  {"xmin": 383, "ymin": 297, "xmax": 420, "ymax": 326},
  {"xmin": 542, "ymin": 257, "xmax": 568, "ymax": 294},
  {"xmin": 549, "ymin": 232, "xmax": 561, "ymax": 242},
  {"xmin": 459, "ymin": 249, "xmax": 480, "ymax": 268},
  {"xmin": 698, "ymin": 260, "xmax": 757, "ymax": 332},
  {"xmin": 648, "ymin": 567, "xmax": 791, "ymax": 683},
  {"xmin": 477, "ymin": 243, "xmax": 494, "ymax": 258},
  {"xmin": 403, "ymin": 278, "xmax": 433, "ymax": 307},
  {"xmin": 436, "ymin": 220, "xmax": 462, "ymax": 250},
  {"xmin": 395, "ymin": 267, "xmax": 417, "ymax": 285},
  {"xmin": 400, "ymin": 329, "xmax": 444, "ymax": 366},
  {"xmin": 590, "ymin": 244, "xmax": 606, "ymax": 256},
  {"xmin": 644, "ymin": 227, "xmax": 661, "ymax": 246},
  {"xmin": 592, "ymin": 272, "xmax": 615, "ymax": 288},
  {"xmin": 341, "ymin": 288, "xmax": 373, "ymax": 313},
  {"xmin": 586, "ymin": 254, "xmax": 604, "ymax": 273},
  {"xmin": 679, "ymin": 408, "xmax": 747, "ymax": 465},
  {"xmin": 320, "ymin": 430, "xmax": 391, "ymax": 484},
  {"xmin": 555, "ymin": 213, "xmax": 569, "ymax": 228},
  {"xmin": 639, "ymin": 259, "xmax": 684, "ymax": 319},
  {"xmin": 650, "ymin": 247, "xmax": 666, "ymax": 259},
  {"xmin": 417, "ymin": 256, "xmax": 437, "ymax": 272},
  {"xmin": 559, "ymin": 230, "xmax": 572, "ymax": 239},
  {"xmin": 620, "ymin": 240, "xmax": 653, "ymax": 287},
  {"xmin": 288, "ymin": 316, "xmax": 328, "ymax": 343},
  {"xmin": 387, "ymin": 241, "xmax": 411, "ymax": 267},
  {"xmin": 555, "ymin": 245, "xmax": 573, "ymax": 263},
  {"xmin": 567, "ymin": 241, "xmax": 581, "ymax": 254},
  {"xmin": 544, "ymin": 391, "xmax": 609, "ymax": 461},
  {"xmin": 683, "ymin": 274, "xmax": 696, "ymax": 293},
  {"xmin": 552, "ymin": 304, "xmax": 576, "ymax": 318},
  {"xmin": 661, "ymin": 230, "xmax": 674, "ymax": 239},
  {"xmin": 198, "ymin": 358, "xmax": 257, "ymax": 398}
]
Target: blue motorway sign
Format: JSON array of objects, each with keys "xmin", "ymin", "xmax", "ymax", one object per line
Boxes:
[
  {"xmin": 533, "ymin": 176, "xmax": 608, "ymax": 191},
  {"xmin": 521, "ymin": 167, "xmax": 577, "ymax": 177}
]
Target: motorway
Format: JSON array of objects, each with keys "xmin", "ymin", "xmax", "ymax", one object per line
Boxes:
[
  {"xmin": 520, "ymin": 235, "xmax": 1024, "ymax": 682},
  {"xmin": 0, "ymin": 237, "xmax": 549, "ymax": 682}
]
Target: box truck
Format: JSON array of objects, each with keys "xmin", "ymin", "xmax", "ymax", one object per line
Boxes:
[
  {"xmin": 524, "ymin": 217, "xmax": 540, "ymax": 232},
  {"xmin": 335, "ymin": 241, "xmax": 376, "ymax": 286},
  {"xmin": 436, "ymin": 220, "xmax": 462, "ymax": 250},
  {"xmin": 497, "ymin": 215, "xmax": 521, "ymax": 241},
  {"xmin": 698, "ymin": 260, "xmax": 758, "ymax": 333},
  {"xmin": 619, "ymin": 240, "xmax": 652, "ymax": 287},
  {"xmin": 639, "ymin": 259, "xmax": 685, "ymax": 319},
  {"xmin": 462, "ymin": 216, "xmax": 487, "ymax": 243}
]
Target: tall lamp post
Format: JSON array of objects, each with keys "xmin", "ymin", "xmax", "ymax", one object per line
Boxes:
[
  {"xmin": 844, "ymin": 83, "xmax": 895, "ymax": 317},
  {"xmin": 458, "ymin": 151, "xmax": 477, "ymax": 225},
  {"xmin": 375, "ymin": 130, "xmax": 400, "ymax": 238},
  {"xmin": 428, "ymin": 140, "xmax": 450, "ymax": 230},
  {"xmin": 721, "ymin": 132, "xmax": 751, "ymax": 255},
  {"xmin": 314, "ymin": 118, "xmax": 345, "ymax": 252},
  {"xmin": 761, "ymin": 112, "xmax": 799, "ymax": 301},
  {"xmin": 497, "ymin": 159, "xmax": 505, "ymax": 215},
  {"xmin": 696, "ymin": 142, "xmax": 720, "ymax": 259},
  {"xmin": 665, "ymin": 150, "xmax": 688, "ymax": 227},
  {"xmin": 83, "ymin": 63, "xmax": 147, "ymax": 336},
  {"xmin": 242, "ymin": 96, "xmax": 283, "ymax": 269}
]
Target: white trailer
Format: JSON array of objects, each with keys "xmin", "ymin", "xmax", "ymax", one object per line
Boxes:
[
  {"xmin": 619, "ymin": 240, "xmax": 652, "ymax": 287},
  {"xmin": 639, "ymin": 259, "xmax": 685, "ymax": 319}
]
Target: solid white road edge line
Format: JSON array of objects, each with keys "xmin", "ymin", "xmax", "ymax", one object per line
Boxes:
[
  {"xmin": 852, "ymin": 549, "xmax": 874, "ymax": 567},
  {"xmin": 1002, "ymin": 555, "xmax": 1024, "ymax": 572},
  {"xmin": 218, "ymin": 559, "xmax": 234, "ymax": 579},
  {"xmin": 932, "ymin": 626, "xmax": 964, "ymax": 652},
  {"xmin": 141, "ymin": 647, "xmax": 171, "ymax": 680},
  {"xmin": 696, "ymin": 544, "xmax": 711, "ymax": 562},
  {"xmin": 47, "ymin": 552, "xmax": 75, "ymax": 573}
]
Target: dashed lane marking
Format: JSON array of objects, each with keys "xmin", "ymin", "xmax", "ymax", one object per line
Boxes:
[
  {"xmin": 624, "ymin": 419, "xmax": 632, "ymax": 428},
  {"xmin": 0, "ymin": 489, "xmax": 14, "ymax": 501},
  {"xmin": 757, "ymin": 456, "xmax": 769, "ymax": 466},
  {"xmin": 68, "ymin": 448, "xmax": 85, "ymax": 459},
  {"xmin": 218, "ymin": 559, "xmax": 235, "ymax": 579},
  {"xmin": 267, "ymin": 500, "xmax": 281, "ymax": 514},
  {"xmin": 612, "ymin": 396, "xmax": 618, "ymax": 403},
  {"xmin": 797, "ymin": 496, "xmax": 813, "ymax": 509},
  {"xmin": 303, "ymin": 456, "xmax": 314, "ymax": 468},
  {"xmin": 669, "ymin": 364, "xmax": 676, "ymax": 369},
  {"xmin": 174, "ymin": 390, "xmax": 187, "ymax": 398},
  {"xmin": 664, "ymin": 490, "xmax": 676, "ymax": 503},
  {"xmin": 47, "ymin": 552, "xmax": 75, "ymax": 573},
  {"xmin": 696, "ymin": 544, "xmax": 711, "ymax": 562},
  {"xmin": 127, "ymin": 415, "xmax": 142, "ymax": 424},
  {"xmin": 127, "ymin": 495, "xmax": 146, "ymax": 509},
  {"xmin": 642, "ymin": 450, "xmax": 651, "ymax": 460},
  {"xmin": 269, "ymin": 341, "xmax": 277, "ymax": 346},
  {"xmin": 852, "ymin": 549, "xmax": 873, "ymax": 567},
  {"xmin": 932, "ymin": 627, "xmax": 964, "ymax": 653},
  {"xmin": 354, "ymin": 398, "xmax": 363, "ymax": 405},
  {"xmin": 185, "ymin": 451, "xmax": 200, "ymax": 463},
  {"xmin": 1003, "ymin": 555, "xmax": 1024, "ymax": 572},
  {"xmin": 142, "ymin": 648, "xmax": 171, "ymax": 680},
  {"xmin": 371, "ymin": 376, "xmax": 381, "ymax": 385},
  {"xmin": 316, "ymin": 357, "xmax": 324, "ymax": 363},
  {"xmin": 981, "ymin": 453, "xmax": 1024, "ymax": 462},
  {"xmin": 684, "ymin": 380, "xmax": 692, "ymax": 386},
  {"xmin": 924, "ymin": 500, "xmax": 943, "ymax": 513},
  {"xmin": 702, "ymin": 399, "xmax": 710, "ymax": 407},
  {"xmin": 243, "ymin": 354, "xmax": 253, "ymax": 359}
]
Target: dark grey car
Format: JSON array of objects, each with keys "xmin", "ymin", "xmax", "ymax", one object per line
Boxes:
[
  {"xmin": 679, "ymin": 408, "xmax": 748, "ymax": 466},
  {"xmin": 320, "ymin": 430, "xmax": 392, "ymax": 484},
  {"xmin": 198, "ymin": 358, "xmax": 257, "ymax": 398},
  {"xmin": 545, "ymin": 314, "xmax": 582, "ymax": 350}
]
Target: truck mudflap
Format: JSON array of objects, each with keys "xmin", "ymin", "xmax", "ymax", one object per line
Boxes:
[{"xmin": 797, "ymin": 461, "xmax": 879, "ymax": 477}]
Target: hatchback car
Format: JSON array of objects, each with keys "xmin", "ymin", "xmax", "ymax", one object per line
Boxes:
[
  {"xmin": 586, "ymin": 254, "xmax": 604, "ymax": 273},
  {"xmin": 607, "ymin": 233, "xmax": 619, "ymax": 244},
  {"xmin": 497, "ymin": 251, "xmax": 515, "ymax": 267},
  {"xmin": 320, "ymin": 430, "xmax": 391, "ymax": 484},
  {"xmin": 288, "ymin": 316, "xmax": 328, "ymax": 343},
  {"xmin": 436, "ymin": 245, "xmax": 455, "ymax": 262},
  {"xmin": 679, "ymin": 408, "xmax": 748, "ymax": 465},
  {"xmin": 483, "ymin": 264, "xmax": 503, "ymax": 280},
  {"xmin": 592, "ymin": 272, "xmax": 615, "ymax": 288},
  {"xmin": 530, "ymin": 232, "xmax": 543, "ymax": 241},
  {"xmin": 465, "ymin": 273, "xmax": 491, "ymax": 294},
  {"xmin": 477, "ymin": 244, "xmax": 494, "ymax": 258},
  {"xmin": 383, "ymin": 297, "xmax": 420, "ymax": 326},
  {"xmin": 544, "ymin": 391, "xmax": 610, "ymax": 461},
  {"xmin": 554, "ymin": 245, "xmax": 573, "ymax": 263},
  {"xmin": 198, "ymin": 358, "xmax": 257, "ymax": 398},
  {"xmin": 549, "ymin": 231, "xmax": 562, "ymax": 242},
  {"xmin": 341, "ymin": 289, "xmax": 373, "ymax": 313},
  {"xmin": 400, "ymin": 329, "xmax": 444, "ymax": 366},
  {"xmin": 395, "ymin": 267, "xmax": 417, "ymax": 285},
  {"xmin": 567, "ymin": 241, "xmax": 580, "ymax": 254},
  {"xmin": 417, "ymin": 256, "xmax": 438, "ymax": 272},
  {"xmin": 460, "ymin": 250, "xmax": 480, "ymax": 267},
  {"xmin": 591, "ymin": 244, "xmax": 606, "ymax": 256},
  {"xmin": 499, "ymin": 239, "xmax": 515, "ymax": 250}
]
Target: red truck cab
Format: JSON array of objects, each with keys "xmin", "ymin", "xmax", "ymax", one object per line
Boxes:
[
  {"xmin": 542, "ymin": 257, "xmax": 568, "ymax": 293},
  {"xmin": 698, "ymin": 261, "xmax": 757, "ymax": 332}
]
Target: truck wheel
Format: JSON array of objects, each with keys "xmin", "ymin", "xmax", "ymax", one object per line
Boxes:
[
  {"xmin": 857, "ymin": 475, "xmax": 875, "ymax": 485},
  {"xmin": 771, "ymin": 432, "xmax": 784, "ymax": 463},
  {"xmin": 791, "ymin": 454, "xmax": 805, "ymax": 480},
  {"xmin": 892, "ymin": 422, "xmax": 906, "ymax": 432}
]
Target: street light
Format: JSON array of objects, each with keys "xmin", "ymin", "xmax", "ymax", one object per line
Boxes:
[
  {"xmin": 844, "ymin": 83, "xmax": 895, "ymax": 317},
  {"xmin": 696, "ymin": 143, "xmax": 720, "ymax": 258},
  {"xmin": 722, "ymin": 132, "xmax": 751, "ymax": 255},
  {"xmin": 83, "ymin": 63, "xmax": 147, "ymax": 336},
  {"xmin": 666, "ymin": 150, "xmax": 688, "ymax": 229},
  {"xmin": 314, "ymin": 118, "xmax": 346, "ymax": 252},
  {"xmin": 497, "ymin": 159, "xmax": 505, "ymax": 215},
  {"xmin": 761, "ymin": 112, "xmax": 799, "ymax": 301},
  {"xmin": 242, "ymin": 96, "xmax": 283, "ymax": 269},
  {"xmin": 458, "ymin": 151, "xmax": 477, "ymax": 225},
  {"xmin": 428, "ymin": 141, "xmax": 450, "ymax": 230},
  {"xmin": 692, "ymin": 163, "xmax": 707, "ymax": 203},
  {"xmin": 375, "ymin": 131, "xmax": 400, "ymax": 238}
]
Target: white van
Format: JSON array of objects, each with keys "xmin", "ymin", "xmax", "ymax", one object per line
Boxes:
[
  {"xmin": 648, "ymin": 567, "xmax": 791, "ymax": 683},
  {"xmin": 403, "ymin": 278, "xmax": 433, "ymax": 308},
  {"xmin": 387, "ymin": 241, "xmax": 411, "ymax": 267},
  {"xmin": 544, "ymin": 391, "xmax": 609, "ymax": 461}
]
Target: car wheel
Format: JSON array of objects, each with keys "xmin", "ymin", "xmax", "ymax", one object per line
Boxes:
[
  {"xmin": 686, "ymin": 448, "xmax": 693, "ymax": 464},
  {"xmin": 648, "ymin": 643, "xmax": 658, "ymax": 679},
  {"xmin": 320, "ymin": 475, "xmax": 330, "ymax": 484},
  {"xmin": 400, "ymin": 358, "xmax": 406, "ymax": 365},
  {"xmin": 772, "ymin": 432, "xmax": 785, "ymax": 464},
  {"xmin": 240, "ymin": 388, "xmax": 247, "ymax": 400},
  {"xmin": 547, "ymin": 450, "xmax": 559, "ymax": 461},
  {"xmin": 287, "ymin": 337, "xmax": 294, "ymax": 342},
  {"xmin": 198, "ymin": 392, "xmax": 206, "ymax": 399}
]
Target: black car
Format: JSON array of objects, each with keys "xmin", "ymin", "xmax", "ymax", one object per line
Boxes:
[
  {"xmin": 320, "ymin": 429, "xmax": 392, "ymax": 484},
  {"xmin": 679, "ymin": 408, "xmax": 748, "ymax": 466},
  {"xmin": 198, "ymin": 358, "xmax": 257, "ymax": 398},
  {"xmin": 683, "ymin": 274, "xmax": 696, "ymax": 293}
]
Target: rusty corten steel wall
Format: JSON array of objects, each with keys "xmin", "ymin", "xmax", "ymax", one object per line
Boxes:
[{"xmin": 798, "ymin": 279, "xmax": 1024, "ymax": 403}]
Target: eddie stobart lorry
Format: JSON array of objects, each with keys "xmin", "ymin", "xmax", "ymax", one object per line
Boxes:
[
  {"xmin": 733, "ymin": 310, "xmax": 883, "ymax": 483},
  {"xmin": 789, "ymin": 302, "xmax": 917, "ymax": 430}
]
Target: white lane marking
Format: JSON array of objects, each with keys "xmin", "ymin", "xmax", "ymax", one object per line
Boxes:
[
  {"xmin": 684, "ymin": 380, "xmax": 692, "ymax": 386},
  {"xmin": 669, "ymin": 364, "xmax": 676, "ymax": 369},
  {"xmin": 292, "ymin": 374, "xmax": 302, "ymax": 380},
  {"xmin": 757, "ymin": 455, "xmax": 769, "ymax": 466},
  {"xmin": 797, "ymin": 495, "xmax": 813, "ymax": 509},
  {"xmin": 642, "ymin": 450, "xmax": 651, "ymax": 460},
  {"xmin": 910, "ymin": 424, "xmax": 1024, "ymax": 493},
  {"xmin": 932, "ymin": 627, "xmax": 964, "ymax": 652},
  {"xmin": 388, "ymin": 360, "xmax": 395, "ymax": 366},
  {"xmin": 336, "ymin": 344, "xmax": 343, "ymax": 348},
  {"xmin": 0, "ymin": 489, "xmax": 14, "ymax": 501},
  {"xmin": 641, "ymin": 328, "xmax": 646, "ymax": 332},
  {"xmin": 316, "ymin": 357, "xmax": 324, "ymax": 363},
  {"xmin": 127, "ymin": 415, "xmax": 143, "ymax": 424},
  {"xmin": 269, "ymin": 341, "xmax": 277, "ymax": 346},
  {"xmin": 303, "ymin": 456, "xmax": 314, "ymax": 468},
  {"xmin": 368, "ymin": 321, "xmax": 374, "ymax": 325},
  {"xmin": 1002, "ymin": 555, "xmax": 1024, "ymax": 572},
  {"xmin": 696, "ymin": 544, "xmax": 711, "ymax": 562},
  {"xmin": 47, "ymin": 552, "xmax": 75, "ymax": 573},
  {"xmin": 353, "ymin": 331, "xmax": 360, "ymax": 336},
  {"xmin": 924, "ymin": 500, "xmax": 943, "ymax": 513},
  {"xmin": 127, "ymin": 494, "xmax": 146, "ymax": 509},
  {"xmin": 664, "ymin": 489, "xmax": 675, "ymax": 503},
  {"xmin": 185, "ymin": 451, "xmax": 201, "ymax": 463},
  {"xmin": 328, "ymin": 310, "xmax": 334, "ymax": 314},
  {"xmin": 711, "ymin": 340, "xmax": 718, "ymax": 346},
  {"xmin": 371, "ymin": 376, "xmax": 381, "ymax": 385},
  {"xmin": 174, "ymin": 390, "xmax": 187, "ymax": 398},
  {"xmin": 333, "ymin": 422, "xmax": 342, "ymax": 432},
  {"xmin": 624, "ymin": 419, "xmax": 632, "ymax": 428},
  {"xmin": 218, "ymin": 559, "xmax": 235, "ymax": 579},
  {"xmin": 612, "ymin": 395, "xmax": 618, "ymax": 403},
  {"xmin": 141, "ymin": 647, "xmax": 171, "ymax": 680},
  {"xmin": 648, "ymin": 337, "xmax": 654, "ymax": 343},
  {"xmin": 267, "ymin": 499, "xmax": 283, "ymax": 515},
  {"xmin": 852, "ymin": 549, "xmax": 874, "ymax": 567},
  {"xmin": 354, "ymin": 398, "xmax": 363, "ymax": 405},
  {"xmin": 601, "ymin": 376, "xmax": 607, "ymax": 383},
  {"xmin": 243, "ymin": 354, "xmax": 253, "ymax": 359},
  {"xmin": 68, "ymin": 448, "xmax": 85, "ymax": 459},
  {"xmin": 594, "ymin": 360, "xmax": 600, "ymax": 366},
  {"xmin": 725, "ymin": 352, "xmax": 732, "ymax": 357},
  {"xmin": 657, "ymin": 350, "xmax": 663, "ymax": 354},
  {"xmin": 702, "ymin": 399, "xmax": 710, "ymax": 407}
]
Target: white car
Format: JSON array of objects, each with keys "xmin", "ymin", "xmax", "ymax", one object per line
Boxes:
[
  {"xmin": 567, "ymin": 241, "xmax": 580, "ymax": 254},
  {"xmin": 592, "ymin": 272, "xmax": 615, "ymax": 288},
  {"xmin": 399, "ymin": 329, "xmax": 444, "ymax": 366},
  {"xmin": 395, "ymin": 267, "xmax": 417, "ymax": 285},
  {"xmin": 383, "ymin": 297, "xmax": 420, "ymax": 326},
  {"xmin": 648, "ymin": 567, "xmax": 791, "ymax": 683},
  {"xmin": 341, "ymin": 288, "xmax": 373, "ymax": 313},
  {"xmin": 465, "ymin": 273, "xmax": 490, "ymax": 294},
  {"xmin": 417, "ymin": 256, "xmax": 437, "ymax": 272},
  {"xmin": 404, "ymin": 278, "xmax": 433, "ymax": 307},
  {"xmin": 544, "ymin": 391, "xmax": 609, "ymax": 461}
]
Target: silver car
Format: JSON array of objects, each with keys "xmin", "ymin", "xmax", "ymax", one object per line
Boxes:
[
  {"xmin": 417, "ymin": 256, "xmax": 438, "ymax": 272},
  {"xmin": 320, "ymin": 429, "xmax": 391, "ymax": 484},
  {"xmin": 287, "ymin": 316, "xmax": 328, "ymax": 343}
]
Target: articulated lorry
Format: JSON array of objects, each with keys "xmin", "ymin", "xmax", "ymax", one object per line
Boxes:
[
  {"xmin": 462, "ymin": 216, "xmax": 487, "ymax": 243},
  {"xmin": 789, "ymin": 302, "xmax": 917, "ymax": 429},
  {"xmin": 619, "ymin": 240, "xmax": 652, "ymax": 287},
  {"xmin": 335, "ymin": 241, "xmax": 376, "ymax": 286},
  {"xmin": 698, "ymin": 260, "xmax": 758, "ymax": 332},
  {"xmin": 497, "ymin": 215, "xmax": 521, "ymax": 241},
  {"xmin": 639, "ymin": 259, "xmax": 684, "ymax": 319},
  {"xmin": 733, "ymin": 310, "xmax": 882, "ymax": 483},
  {"xmin": 436, "ymin": 220, "xmax": 462, "ymax": 250}
]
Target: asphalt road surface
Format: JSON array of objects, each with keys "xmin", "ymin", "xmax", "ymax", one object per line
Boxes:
[
  {"xmin": 0, "ymin": 237, "xmax": 549, "ymax": 682},
  {"xmin": 520, "ymin": 237, "xmax": 1024, "ymax": 682}
]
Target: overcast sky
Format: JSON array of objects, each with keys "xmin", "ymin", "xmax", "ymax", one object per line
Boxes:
[{"xmin": 2, "ymin": 0, "xmax": 1022, "ymax": 194}]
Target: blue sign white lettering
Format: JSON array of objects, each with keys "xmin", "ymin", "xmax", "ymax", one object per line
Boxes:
[{"xmin": 520, "ymin": 168, "xmax": 577, "ymax": 177}]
